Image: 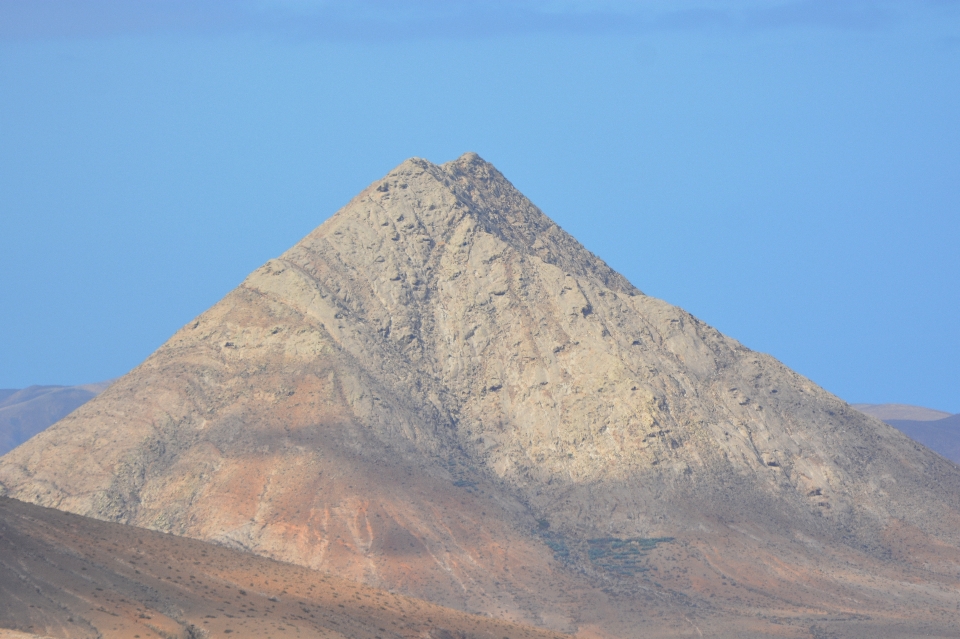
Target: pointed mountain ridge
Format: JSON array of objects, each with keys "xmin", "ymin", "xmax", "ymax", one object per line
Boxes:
[
  {"xmin": 311, "ymin": 152, "xmax": 638, "ymax": 294},
  {"xmin": 4, "ymin": 154, "xmax": 960, "ymax": 638}
]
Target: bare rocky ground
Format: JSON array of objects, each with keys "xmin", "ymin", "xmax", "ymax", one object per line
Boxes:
[
  {"xmin": 3, "ymin": 154, "xmax": 960, "ymax": 638},
  {"xmin": 0, "ymin": 496, "xmax": 565, "ymax": 639}
]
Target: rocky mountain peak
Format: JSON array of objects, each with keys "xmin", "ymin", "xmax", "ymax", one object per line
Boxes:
[
  {"xmin": 307, "ymin": 152, "xmax": 638, "ymax": 298},
  {"xmin": 4, "ymin": 154, "xmax": 960, "ymax": 638}
]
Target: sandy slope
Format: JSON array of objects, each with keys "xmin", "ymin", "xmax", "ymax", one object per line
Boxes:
[{"xmin": 0, "ymin": 496, "xmax": 566, "ymax": 639}]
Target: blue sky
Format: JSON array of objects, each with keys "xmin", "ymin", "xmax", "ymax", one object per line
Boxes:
[{"xmin": 1, "ymin": 1, "xmax": 958, "ymax": 412}]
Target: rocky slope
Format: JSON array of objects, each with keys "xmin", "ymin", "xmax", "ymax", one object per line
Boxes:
[{"xmin": 3, "ymin": 154, "xmax": 960, "ymax": 637}]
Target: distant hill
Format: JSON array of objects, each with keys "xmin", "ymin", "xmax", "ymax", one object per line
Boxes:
[
  {"xmin": 853, "ymin": 403, "xmax": 952, "ymax": 421},
  {"xmin": 885, "ymin": 414, "xmax": 960, "ymax": 465},
  {"xmin": 852, "ymin": 404, "xmax": 960, "ymax": 465},
  {"xmin": 0, "ymin": 496, "xmax": 560, "ymax": 639},
  {"xmin": 0, "ymin": 382, "xmax": 111, "ymax": 456}
]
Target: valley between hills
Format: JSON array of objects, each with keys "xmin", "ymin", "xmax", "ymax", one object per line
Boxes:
[{"xmin": 3, "ymin": 153, "xmax": 960, "ymax": 638}]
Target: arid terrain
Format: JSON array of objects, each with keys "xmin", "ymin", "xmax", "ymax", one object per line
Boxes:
[
  {"xmin": 3, "ymin": 154, "xmax": 960, "ymax": 638},
  {"xmin": 0, "ymin": 496, "xmax": 567, "ymax": 639}
]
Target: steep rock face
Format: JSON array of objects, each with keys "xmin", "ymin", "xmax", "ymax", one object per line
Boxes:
[{"xmin": 4, "ymin": 154, "xmax": 960, "ymax": 638}]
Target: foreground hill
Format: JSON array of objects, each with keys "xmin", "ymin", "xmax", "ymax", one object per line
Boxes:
[
  {"xmin": 3, "ymin": 154, "xmax": 960, "ymax": 637},
  {"xmin": 0, "ymin": 383, "xmax": 110, "ymax": 456},
  {"xmin": 0, "ymin": 496, "xmax": 564, "ymax": 639}
]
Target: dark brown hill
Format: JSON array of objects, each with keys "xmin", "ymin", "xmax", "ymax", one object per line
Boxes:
[
  {"xmin": 0, "ymin": 496, "xmax": 566, "ymax": 639},
  {"xmin": 3, "ymin": 154, "xmax": 960, "ymax": 637}
]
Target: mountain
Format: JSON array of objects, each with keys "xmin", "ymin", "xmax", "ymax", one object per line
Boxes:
[
  {"xmin": 0, "ymin": 382, "xmax": 112, "ymax": 456},
  {"xmin": 0, "ymin": 496, "xmax": 563, "ymax": 639},
  {"xmin": 853, "ymin": 403, "xmax": 952, "ymax": 422},
  {"xmin": 3, "ymin": 153, "xmax": 960, "ymax": 637}
]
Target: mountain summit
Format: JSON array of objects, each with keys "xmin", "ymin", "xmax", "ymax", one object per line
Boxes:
[{"xmin": 4, "ymin": 154, "xmax": 960, "ymax": 638}]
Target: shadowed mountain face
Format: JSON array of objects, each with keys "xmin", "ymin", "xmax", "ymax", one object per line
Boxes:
[
  {"xmin": 0, "ymin": 383, "xmax": 112, "ymax": 456},
  {"xmin": 0, "ymin": 496, "xmax": 564, "ymax": 639},
  {"xmin": 3, "ymin": 154, "xmax": 960, "ymax": 637}
]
